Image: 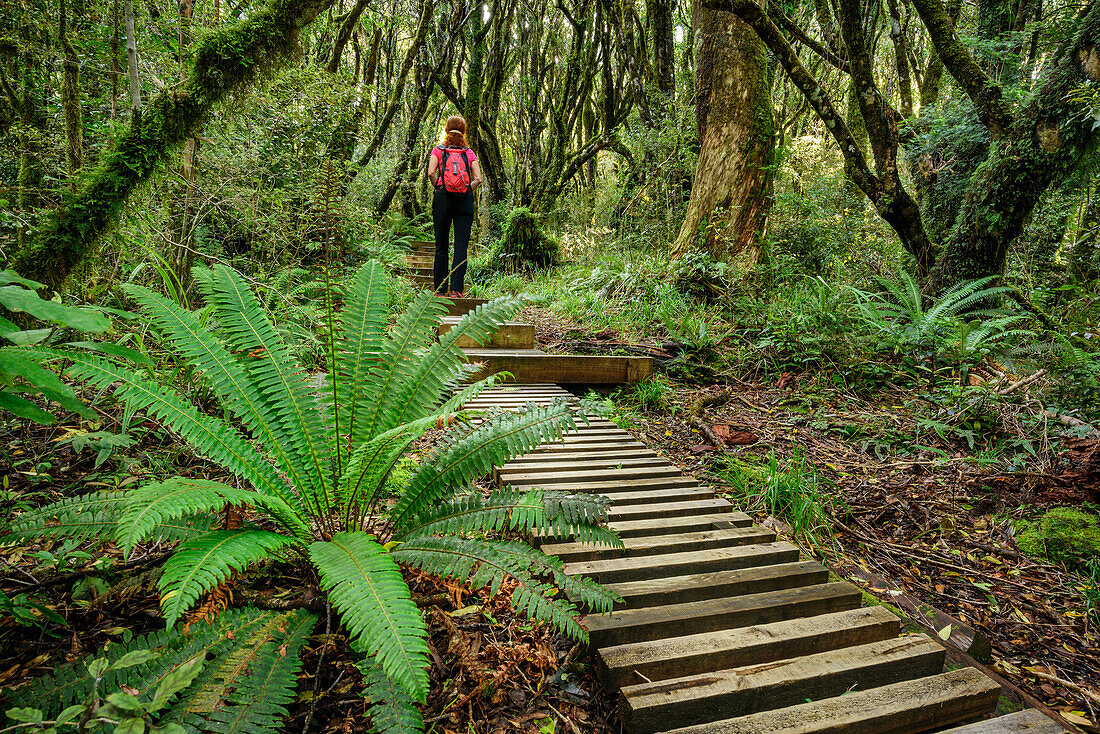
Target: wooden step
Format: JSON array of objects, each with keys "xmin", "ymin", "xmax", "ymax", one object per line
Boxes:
[
  {"xmin": 571, "ymin": 486, "xmax": 717, "ymax": 507},
  {"xmin": 655, "ymin": 668, "xmax": 1002, "ymax": 734},
  {"xmin": 529, "ymin": 440, "xmax": 647, "ymax": 453},
  {"xmin": 585, "ymin": 582, "xmax": 861, "ymax": 648},
  {"xmin": 597, "ymin": 606, "xmax": 901, "ymax": 691},
  {"xmin": 406, "ymin": 266, "xmax": 434, "ymax": 277},
  {"xmin": 938, "ymin": 710, "xmax": 1067, "ymax": 733},
  {"xmin": 499, "ymin": 457, "xmax": 671, "ymax": 477},
  {"xmin": 567, "ymin": 542, "xmax": 800, "ymax": 585},
  {"xmin": 542, "ymin": 526, "xmax": 776, "ymax": 563},
  {"xmin": 463, "ymin": 351, "xmax": 654, "ymax": 384},
  {"xmin": 499, "ymin": 465, "xmax": 686, "ymax": 486},
  {"xmin": 607, "ymin": 512, "xmax": 754, "ymax": 539},
  {"xmin": 438, "ymin": 318, "xmax": 536, "ymax": 349},
  {"xmin": 619, "ymin": 635, "xmax": 946, "ymax": 734},
  {"xmin": 605, "ymin": 560, "xmax": 828, "ymax": 609},
  {"xmin": 438, "ymin": 296, "xmax": 490, "ymax": 316},
  {"xmin": 608, "ymin": 498, "xmax": 737, "ymax": 522},
  {"xmin": 507, "ymin": 448, "xmax": 662, "ymax": 464}
]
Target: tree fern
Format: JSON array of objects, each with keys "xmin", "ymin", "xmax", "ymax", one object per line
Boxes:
[
  {"xmin": 159, "ymin": 530, "xmax": 296, "ymax": 627},
  {"xmin": 358, "ymin": 659, "xmax": 424, "ymax": 734},
  {"xmin": 309, "ymin": 532, "xmax": 430, "ymax": 701}
]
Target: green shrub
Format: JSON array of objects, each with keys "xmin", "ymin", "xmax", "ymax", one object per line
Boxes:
[{"xmin": 1015, "ymin": 507, "xmax": 1100, "ymax": 571}]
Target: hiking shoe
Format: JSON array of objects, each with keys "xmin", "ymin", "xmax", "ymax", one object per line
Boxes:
[{"xmin": 449, "ymin": 291, "xmax": 465, "ymax": 298}]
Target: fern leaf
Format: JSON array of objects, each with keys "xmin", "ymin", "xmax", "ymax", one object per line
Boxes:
[
  {"xmin": 378, "ymin": 297, "xmax": 525, "ymax": 430},
  {"xmin": 399, "ymin": 488, "xmax": 619, "ymax": 548},
  {"xmin": 390, "ymin": 401, "xmax": 585, "ymax": 534},
  {"xmin": 116, "ymin": 478, "xmax": 306, "ymax": 555},
  {"xmin": 195, "ymin": 265, "xmax": 334, "ymax": 518},
  {"xmin": 159, "ymin": 530, "xmax": 296, "ymax": 627},
  {"xmin": 391, "ymin": 536, "xmax": 594, "ymax": 642},
  {"xmin": 332, "ymin": 261, "xmax": 392, "ymax": 452},
  {"xmin": 359, "ymin": 659, "xmax": 424, "ymax": 734},
  {"xmin": 351, "ymin": 289, "xmax": 450, "ymax": 444},
  {"xmin": 3, "ymin": 608, "xmax": 290, "ymax": 716},
  {"xmin": 309, "ymin": 532, "xmax": 429, "ymax": 702},
  {"xmin": 176, "ymin": 608, "xmax": 315, "ymax": 734},
  {"xmin": 42, "ymin": 349, "xmax": 299, "ymax": 514},
  {"xmin": 123, "ymin": 284, "xmax": 315, "ymax": 514}
]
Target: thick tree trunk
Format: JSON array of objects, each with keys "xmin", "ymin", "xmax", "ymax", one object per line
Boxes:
[
  {"xmin": 671, "ymin": 0, "xmax": 775, "ymax": 264},
  {"xmin": 12, "ymin": 0, "xmax": 337, "ymax": 290},
  {"xmin": 649, "ymin": 0, "xmax": 675, "ymax": 98},
  {"xmin": 60, "ymin": 0, "xmax": 84, "ymax": 178}
]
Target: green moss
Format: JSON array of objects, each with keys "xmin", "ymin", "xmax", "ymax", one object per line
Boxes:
[
  {"xmin": 1015, "ymin": 507, "xmax": 1100, "ymax": 571},
  {"xmin": 491, "ymin": 207, "xmax": 560, "ymax": 271}
]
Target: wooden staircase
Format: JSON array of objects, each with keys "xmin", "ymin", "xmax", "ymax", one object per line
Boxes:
[
  {"xmin": 452, "ymin": 372, "xmax": 1069, "ymax": 732},
  {"xmin": 403, "ymin": 239, "xmax": 653, "ymax": 384}
]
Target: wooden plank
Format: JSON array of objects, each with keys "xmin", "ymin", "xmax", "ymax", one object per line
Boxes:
[
  {"xmin": 463, "ymin": 352, "xmax": 655, "ymax": 384},
  {"xmin": 566, "ymin": 541, "xmax": 800, "ymax": 584},
  {"xmin": 438, "ymin": 320, "xmax": 536, "ymax": 349},
  {"xmin": 438, "ymin": 297, "xmax": 489, "ymax": 316},
  {"xmin": 528, "ymin": 441, "xmax": 647, "ymax": 453},
  {"xmin": 605, "ymin": 560, "xmax": 828, "ymax": 608},
  {"xmin": 561, "ymin": 486, "xmax": 716, "ymax": 508},
  {"xmin": 499, "ymin": 457, "xmax": 671, "ymax": 476},
  {"xmin": 608, "ymin": 498, "xmax": 737, "ymax": 522},
  {"xmin": 505, "ymin": 449, "xmax": 662, "ymax": 463},
  {"xmin": 542, "ymin": 526, "xmax": 775, "ymax": 563},
  {"xmin": 531, "ymin": 511, "xmax": 753, "ymax": 547},
  {"xmin": 937, "ymin": 710, "xmax": 1067, "ymax": 733},
  {"xmin": 619, "ymin": 635, "xmax": 946, "ymax": 734},
  {"xmin": 597, "ymin": 606, "xmax": 901, "ymax": 691},
  {"xmin": 655, "ymin": 668, "xmax": 1002, "ymax": 734},
  {"xmin": 584, "ymin": 582, "xmax": 861, "ymax": 648},
  {"xmin": 499, "ymin": 465, "xmax": 686, "ymax": 486}
]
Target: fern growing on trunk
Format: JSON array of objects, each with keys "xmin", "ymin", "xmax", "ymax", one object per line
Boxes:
[{"xmin": 4, "ymin": 261, "xmax": 618, "ymax": 733}]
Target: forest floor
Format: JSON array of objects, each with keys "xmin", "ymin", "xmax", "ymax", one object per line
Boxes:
[{"xmin": 2, "ymin": 302, "xmax": 1099, "ymax": 734}]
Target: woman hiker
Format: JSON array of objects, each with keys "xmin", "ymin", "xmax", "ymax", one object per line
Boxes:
[{"xmin": 427, "ymin": 116, "xmax": 483, "ymax": 297}]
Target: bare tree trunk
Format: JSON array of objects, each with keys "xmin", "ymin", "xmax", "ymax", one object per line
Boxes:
[
  {"xmin": 671, "ymin": 0, "xmax": 775, "ymax": 264},
  {"xmin": 124, "ymin": 0, "xmax": 141, "ymax": 110}
]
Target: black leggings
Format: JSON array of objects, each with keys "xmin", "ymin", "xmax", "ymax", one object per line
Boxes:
[{"xmin": 432, "ymin": 187, "xmax": 474, "ymax": 293}]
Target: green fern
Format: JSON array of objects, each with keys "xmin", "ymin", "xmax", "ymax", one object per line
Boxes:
[
  {"xmin": 358, "ymin": 660, "xmax": 424, "ymax": 734},
  {"xmin": 14, "ymin": 261, "xmax": 616, "ymax": 734},
  {"xmin": 159, "ymin": 530, "xmax": 295, "ymax": 627}
]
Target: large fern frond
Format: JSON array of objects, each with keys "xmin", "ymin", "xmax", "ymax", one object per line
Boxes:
[
  {"xmin": 2, "ymin": 608, "xmax": 295, "ymax": 716},
  {"xmin": 44, "ymin": 349, "xmax": 297, "ymax": 510},
  {"xmin": 390, "ymin": 401, "xmax": 589, "ymax": 533},
  {"xmin": 378, "ymin": 297, "xmax": 525, "ymax": 430},
  {"xmin": 351, "ymin": 289, "xmax": 450, "ymax": 444},
  {"xmin": 358, "ymin": 658, "xmax": 424, "ymax": 734},
  {"xmin": 391, "ymin": 536, "xmax": 595, "ymax": 642},
  {"xmin": 123, "ymin": 284, "xmax": 315, "ymax": 513},
  {"xmin": 159, "ymin": 530, "xmax": 297, "ymax": 627},
  {"xmin": 2, "ymin": 490, "xmax": 211, "ymax": 544},
  {"xmin": 117, "ymin": 478, "xmax": 308, "ymax": 553},
  {"xmin": 195, "ymin": 265, "xmax": 334, "ymax": 517},
  {"xmin": 175, "ymin": 608, "xmax": 314, "ymax": 734},
  {"xmin": 331, "ymin": 261, "xmax": 391, "ymax": 450},
  {"xmin": 399, "ymin": 487, "xmax": 619, "ymax": 548},
  {"xmin": 309, "ymin": 532, "xmax": 429, "ymax": 701}
]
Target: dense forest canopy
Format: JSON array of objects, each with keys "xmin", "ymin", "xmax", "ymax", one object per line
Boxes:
[{"xmin": 3, "ymin": 0, "xmax": 1100, "ymax": 730}]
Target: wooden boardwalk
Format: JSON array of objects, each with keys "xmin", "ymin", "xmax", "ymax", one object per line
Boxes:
[{"xmin": 414, "ymin": 252, "xmax": 1067, "ymax": 734}]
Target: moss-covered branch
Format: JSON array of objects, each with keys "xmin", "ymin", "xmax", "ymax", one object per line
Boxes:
[
  {"xmin": 908, "ymin": 0, "xmax": 1014, "ymax": 137},
  {"xmin": 10, "ymin": 0, "xmax": 335, "ymax": 291}
]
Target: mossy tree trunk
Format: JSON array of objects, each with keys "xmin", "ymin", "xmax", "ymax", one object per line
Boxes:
[
  {"xmin": 671, "ymin": 0, "xmax": 775, "ymax": 265},
  {"xmin": 11, "ymin": 0, "xmax": 338, "ymax": 291},
  {"xmin": 60, "ymin": 0, "xmax": 84, "ymax": 179}
]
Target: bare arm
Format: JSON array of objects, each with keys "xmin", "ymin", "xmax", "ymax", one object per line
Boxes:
[
  {"xmin": 426, "ymin": 154, "xmax": 439, "ymax": 185},
  {"xmin": 470, "ymin": 159, "xmax": 484, "ymax": 189}
]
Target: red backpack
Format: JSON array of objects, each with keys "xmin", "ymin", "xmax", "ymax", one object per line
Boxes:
[{"xmin": 437, "ymin": 147, "xmax": 471, "ymax": 193}]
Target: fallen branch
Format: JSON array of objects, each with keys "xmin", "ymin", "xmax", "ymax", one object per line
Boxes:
[
  {"xmin": 995, "ymin": 369, "xmax": 1047, "ymax": 396},
  {"xmin": 689, "ymin": 388, "xmax": 732, "ymax": 417},
  {"xmin": 1027, "ymin": 669, "xmax": 1100, "ymax": 707},
  {"xmin": 689, "ymin": 416, "xmax": 724, "ymax": 448}
]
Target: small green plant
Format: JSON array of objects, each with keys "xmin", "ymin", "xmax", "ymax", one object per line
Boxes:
[
  {"xmin": 493, "ymin": 207, "xmax": 560, "ymax": 271},
  {"xmin": 0, "ymin": 589, "xmax": 67, "ymax": 630},
  {"xmin": 6, "ymin": 262, "xmax": 618, "ymax": 734},
  {"xmin": 622, "ymin": 378, "xmax": 669, "ymax": 413},
  {"xmin": 1015, "ymin": 507, "xmax": 1100, "ymax": 571}
]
